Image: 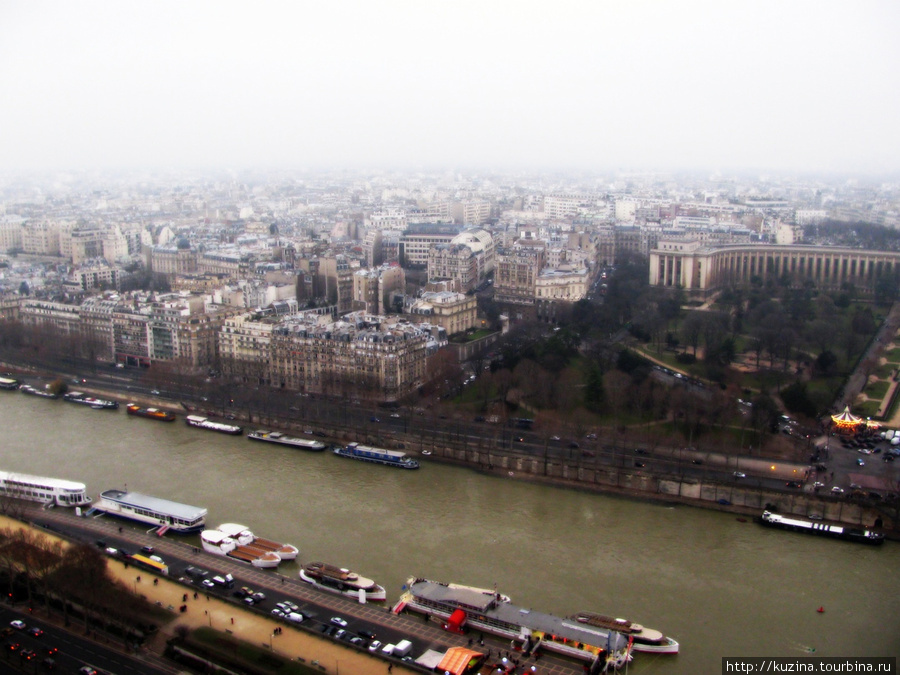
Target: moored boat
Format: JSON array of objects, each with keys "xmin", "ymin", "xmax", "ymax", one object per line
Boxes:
[
  {"xmin": 127, "ymin": 403, "xmax": 176, "ymax": 422},
  {"xmin": 333, "ymin": 442, "xmax": 419, "ymax": 469},
  {"xmin": 200, "ymin": 529, "xmax": 238, "ymax": 555},
  {"xmin": 571, "ymin": 612, "xmax": 679, "ymax": 654},
  {"xmin": 0, "ymin": 470, "xmax": 92, "ymax": 507},
  {"xmin": 396, "ymin": 577, "xmax": 632, "ymax": 668},
  {"xmin": 217, "ymin": 522, "xmax": 299, "ymax": 561},
  {"xmin": 299, "ymin": 562, "xmax": 387, "ymax": 601},
  {"xmin": 64, "ymin": 391, "xmax": 119, "ymax": 410},
  {"xmin": 756, "ymin": 510, "xmax": 884, "ymax": 545},
  {"xmin": 0, "ymin": 377, "xmax": 20, "ymax": 390},
  {"xmin": 20, "ymin": 384, "xmax": 59, "ymax": 399},
  {"xmin": 247, "ymin": 429, "xmax": 326, "ymax": 451},
  {"xmin": 185, "ymin": 414, "xmax": 243, "ymax": 435},
  {"xmin": 94, "ymin": 489, "xmax": 207, "ymax": 534}
]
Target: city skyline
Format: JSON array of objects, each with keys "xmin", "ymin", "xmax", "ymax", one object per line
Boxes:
[{"xmin": 2, "ymin": 1, "xmax": 899, "ymax": 176}]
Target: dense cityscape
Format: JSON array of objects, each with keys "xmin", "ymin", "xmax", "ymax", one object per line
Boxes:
[{"xmin": 2, "ymin": 1, "xmax": 898, "ymax": 674}]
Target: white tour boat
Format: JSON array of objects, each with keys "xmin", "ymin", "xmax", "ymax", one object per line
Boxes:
[{"xmin": 0, "ymin": 470, "xmax": 92, "ymax": 507}]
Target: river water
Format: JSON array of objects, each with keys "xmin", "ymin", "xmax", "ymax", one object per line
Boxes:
[{"xmin": 2, "ymin": 392, "xmax": 898, "ymax": 673}]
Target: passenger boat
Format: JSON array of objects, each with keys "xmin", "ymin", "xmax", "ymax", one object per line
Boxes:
[
  {"xmin": 94, "ymin": 489, "xmax": 207, "ymax": 534},
  {"xmin": 571, "ymin": 612, "xmax": 679, "ymax": 654},
  {"xmin": 0, "ymin": 376, "xmax": 20, "ymax": 390},
  {"xmin": 247, "ymin": 429, "xmax": 326, "ymax": 451},
  {"xmin": 216, "ymin": 522, "xmax": 298, "ymax": 563},
  {"xmin": 20, "ymin": 384, "xmax": 59, "ymax": 399},
  {"xmin": 126, "ymin": 403, "xmax": 176, "ymax": 422},
  {"xmin": 64, "ymin": 391, "xmax": 119, "ymax": 410},
  {"xmin": 395, "ymin": 577, "xmax": 631, "ymax": 669},
  {"xmin": 756, "ymin": 510, "xmax": 884, "ymax": 545},
  {"xmin": 333, "ymin": 442, "xmax": 419, "ymax": 469},
  {"xmin": 200, "ymin": 528, "xmax": 282, "ymax": 568},
  {"xmin": 299, "ymin": 562, "xmax": 387, "ymax": 601},
  {"xmin": 185, "ymin": 414, "xmax": 243, "ymax": 435},
  {"xmin": 0, "ymin": 470, "xmax": 92, "ymax": 507}
]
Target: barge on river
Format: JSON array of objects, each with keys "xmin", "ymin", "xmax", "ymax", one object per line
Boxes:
[
  {"xmin": 247, "ymin": 429, "xmax": 326, "ymax": 451},
  {"xmin": 756, "ymin": 510, "xmax": 884, "ymax": 545},
  {"xmin": 395, "ymin": 577, "xmax": 632, "ymax": 669},
  {"xmin": 333, "ymin": 442, "xmax": 419, "ymax": 469},
  {"xmin": 20, "ymin": 384, "xmax": 59, "ymax": 399},
  {"xmin": 127, "ymin": 403, "xmax": 176, "ymax": 422},
  {"xmin": 64, "ymin": 391, "xmax": 119, "ymax": 410},
  {"xmin": 94, "ymin": 489, "xmax": 207, "ymax": 534},
  {"xmin": 185, "ymin": 415, "xmax": 243, "ymax": 435}
]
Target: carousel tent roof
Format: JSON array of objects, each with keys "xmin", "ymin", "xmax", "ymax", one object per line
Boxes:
[{"xmin": 831, "ymin": 406, "xmax": 863, "ymax": 426}]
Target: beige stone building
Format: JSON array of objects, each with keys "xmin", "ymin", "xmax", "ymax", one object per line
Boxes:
[
  {"xmin": 265, "ymin": 312, "xmax": 428, "ymax": 401},
  {"xmin": 649, "ymin": 242, "xmax": 900, "ymax": 296},
  {"xmin": 406, "ymin": 291, "xmax": 477, "ymax": 336}
]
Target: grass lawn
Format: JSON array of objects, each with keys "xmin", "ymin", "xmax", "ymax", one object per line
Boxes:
[
  {"xmin": 875, "ymin": 363, "xmax": 896, "ymax": 379},
  {"xmin": 864, "ymin": 380, "xmax": 891, "ymax": 400},
  {"xmin": 854, "ymin": 399, "xmax": 881, "ymax": 418}
]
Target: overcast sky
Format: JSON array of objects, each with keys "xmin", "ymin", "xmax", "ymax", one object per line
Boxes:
[{"xmin": 1, "ymin": 1, "xmax": 899, "ymax": 175}]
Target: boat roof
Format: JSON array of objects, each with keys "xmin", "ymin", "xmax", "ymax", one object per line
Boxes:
[
  {"xmin": 0, "ymin": 470, "xmax": 87, "ymax": 491},
  {"xmin": 100, "ymin": 489, "xmax": 207, "ymax": 520},
  {"xmin": 218, "ymin": 522, "xmax": 252, "ymax": 536},
  {"xmin": 201, "ymin": 530, "xmax": 232, "ymax": 543},
  {"xmin": 186, "ymin": 414, "xmax": 208, "ymax": 422},
  {"xmin": 410, "ymin": 579, "xmax": 628, "ymax": 651}
]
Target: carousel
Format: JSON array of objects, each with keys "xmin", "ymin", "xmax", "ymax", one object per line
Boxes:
[{"xmin": 830, "ymin": 406, "xmax": 865, "ymax": 435}]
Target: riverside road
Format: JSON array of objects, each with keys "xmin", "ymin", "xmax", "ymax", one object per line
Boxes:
[{"xmin": 23, "ymin": 502, "xmax": 589, "ymax": 675}]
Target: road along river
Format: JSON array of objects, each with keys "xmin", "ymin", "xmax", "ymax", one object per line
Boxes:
[{"xmin": 2, "ymin": 392, "xmax": 898, "ymax": 673}]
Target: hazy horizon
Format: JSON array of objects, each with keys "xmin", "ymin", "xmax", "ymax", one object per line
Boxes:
[{"xmin": 2, "ymin": 1, "xmax": 899, "ymax": 176}]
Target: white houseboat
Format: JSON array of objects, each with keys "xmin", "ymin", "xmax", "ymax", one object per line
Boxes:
[
  {"xmin": 247, "ymin": 430, "xmax": 326, "ymax": 451},
  {"xmin": 95, "ymin": 489, "xmax": 207, "ymax": 534},
  {"xmin": 185, "ymin": 415, "xmax": 243, "ymax": 436}
]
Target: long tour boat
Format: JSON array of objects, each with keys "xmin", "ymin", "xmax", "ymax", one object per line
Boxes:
[
  {"xmin": 215, "ymin": 522, "xmax": 298, "ymax": 564},
  {"xmin": 570, "ymin": 612, "xmax": 679, "ymax": 654},
  {"xmin": 299, "ymin": 562, "xmax": 387, "ymax": 601},
  {"xmin": 185, "ymin": 415, "xmax": 243, "ymax": 435},
  {"xmin": 63, "ymin": 391, "xmax": 119, "ymax": 410},
  {"xmin": 395, "ymin": 577, "xmax": 632, "ymax": 669},
  {"xmin": 333, "ymin": 442, "xmax": 419, "ymax": 469},
  {"xmin": 0, "ymin": 470, "xmax": 92, "ymax": 507},
  {"xmin": 94, "ymin": 489, "xmax": 207, "ymax": 534},
  {"xmin": 127, "ymin": 403, "xmax": 176, "ymax": 422},
  {"xmin": 247, "ymin": 429, "xmax": 326, "ymax": 451},
  {"xmin": 756, "ymin": 510, "xmax": 884, "ymax": 545}
]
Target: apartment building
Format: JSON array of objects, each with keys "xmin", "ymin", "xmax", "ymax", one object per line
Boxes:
[
  {"xmin": 399, "ymin": 224, "xmax": 461, "ymax": 268},
  {"xmin": 494, "ymin": 242, "xmax": 546, "ymax": 305},
  {"xmin": 266, "ymin": 312, "xmax": 428, "ymax": 401}
]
